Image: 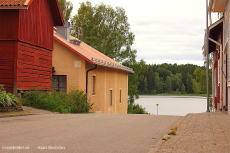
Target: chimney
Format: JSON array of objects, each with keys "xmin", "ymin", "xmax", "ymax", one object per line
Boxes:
[{"xmin": 56, "ymin": 21, "xmax": 70, "ymax": 40}]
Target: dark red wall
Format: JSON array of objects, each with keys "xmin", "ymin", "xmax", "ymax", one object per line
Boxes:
[
  {"xmin": 17, "ymin": 42, "xmax": 52, "ymax": 90},
  {"xmin": 18, "ymin": 0, "xmax": 54, "ymax": 50},
  {"xmin": 0, "ymin": 41, "xmax": 17, "ymax": 92},
  {"xmin": 0, "ymin": 0, "xmax": 55, "ymax": 93},
  {"xmin": 0, "ymin": 10, "xmax": 19, "ymax": 40}
]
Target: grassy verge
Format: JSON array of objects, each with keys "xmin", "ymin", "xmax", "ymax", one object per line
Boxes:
[{"xmin": 0, "ymin": 111, "xmax": 30, "ymax": 115}]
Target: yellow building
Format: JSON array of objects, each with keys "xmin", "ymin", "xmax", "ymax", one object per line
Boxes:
[{"xmin": 52, "ymin": 30, "xmax": 134, "ymax": 114}]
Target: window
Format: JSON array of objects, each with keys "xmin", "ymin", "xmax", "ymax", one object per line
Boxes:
[
  {"xmin": 109, "ymin": 90, "xmax": 113, "ymax": 106},
  {"xmin": 92, "ymin": 76, "xmax": 96, "ymax": 95},
  {"xmin": 52, "ymin": 75, "xmax": 67, "ymax": 92},
  {"xmin": 119, "ymin": 89, "xmax": 122, "ymax": 103}
]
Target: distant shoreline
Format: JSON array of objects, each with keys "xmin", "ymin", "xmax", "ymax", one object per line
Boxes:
[
  {"xmin": 139, "ymin": 94, "xmax": 207, "ymax": 97},
  {"xmin": 138, "ymin": 94, "xmax": 207, "ymax": 99}
]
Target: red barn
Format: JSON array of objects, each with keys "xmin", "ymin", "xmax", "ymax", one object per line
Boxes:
[{"xmin": 0, "ymin": 0, "xmax": 63, "ymax": 94}]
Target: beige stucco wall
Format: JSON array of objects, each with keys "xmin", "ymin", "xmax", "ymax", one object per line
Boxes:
[
  {"xmin": 53, "ymin": 40, "xmax": 128, "ymax": 114},
  {"xmin": 86, "ymin": 64, "xmax": 128, "ymax": 114},
  {"xmin": 53, "ymin": 40, "xmax": 86, "ymax": 92}
]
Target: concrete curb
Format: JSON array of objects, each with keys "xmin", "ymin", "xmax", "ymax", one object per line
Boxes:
[{"xmin": 148, "ymin": 114, "xmax": 190, "ymax": 153}]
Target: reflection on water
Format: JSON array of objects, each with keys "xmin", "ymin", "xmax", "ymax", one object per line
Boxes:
[{"xmin": 135, "ymin": 95, "xmax": 207, "ymax": 116}]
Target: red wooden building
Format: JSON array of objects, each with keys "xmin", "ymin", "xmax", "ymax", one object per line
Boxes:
[{"xmin": 0, "ymin": 0, "xmax": 63, "ymax": 94}]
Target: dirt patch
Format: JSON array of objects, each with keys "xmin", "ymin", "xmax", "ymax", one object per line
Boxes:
[{"xmin": 21, "ymin": 106, "xmax": 59, "ymax": 114}]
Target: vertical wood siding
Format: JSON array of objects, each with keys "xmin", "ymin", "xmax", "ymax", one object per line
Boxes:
[
  {"xmin": 0, "ymin": 41, "xmax": 16, "ymax": 92},
  {"xmin": 0, "ymin": 10, "xmax": 19, "ymax": 40},
  {"xmin": 17, "ymin": 42, "xmax": 52, "ymax": 90},
  {"xmin": 18, "ymin": 0, "xmax": 54, "ymax": 50}
]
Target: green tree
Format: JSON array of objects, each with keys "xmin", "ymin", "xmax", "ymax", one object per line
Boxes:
[
  {"xmin": 58, "ymin": 0, "xmax": 73, "ymax": 21},
  {"xmin": 123, "ymin": 59, "xmax": 147, "ymax": 103},
  {"xmin": 155, "ymin": 68, "xmax": 172, "ymax": 80},
  {"xmin": 155, "ymin": 72, "xmax": 164, "ymax": 93},
  {"xmin": 71, "ymin": 1, "xmax": 136, "ymax": 63},
  {"xmin": 192, "ymin": 79, "xmax": 200, "ymax": 94},
  {"xmin": 194, "ymin": 68, "xmax": 206, "ymax": 94},
  {"xmin": 186, "ymin": 74, "xmax": 193, "ymax": 93},
  {"xmin": 139, "ymin": 76, "xmax": 148, "ymax": 94},
  {"xmin": 171, "ymin": 73, "xmax": 182, "ymax": 91},
  {"xmin": 181, "ymin": 83, "xmax": 186, "ymax": 94},
  {"xmin": 144, "ymin": 66, "xmax": 155, "ymax": 93},
  {"xmin": 165, "ymin": 76, "xmax": 172, "ymax": 93}
]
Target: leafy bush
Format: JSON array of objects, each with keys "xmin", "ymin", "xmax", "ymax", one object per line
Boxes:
[
  {"xmin": 68, "ymin": 90, "xmax": 93, "ymax": 113},
  {"xmin": 209, "ymin": 96, "xmax": 213, "ymax": 112},
  {"xmin": 21, "ymin": 89, "xmax": 93, "ymax": 113},
  {"xmin": 0, "ymin": 85, "xmax": 19, "ymax": 106},
  {"xmin": 128, "ymin": 103, "xmax": 148, "ymax": 114}
]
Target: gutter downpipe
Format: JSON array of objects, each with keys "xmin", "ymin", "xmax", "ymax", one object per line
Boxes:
[
  {"xmin": 206, "ymin": 0, "xmax": 210, "ymax": 112},
  {"xmin": 86, "ymin": 64, "xmax": 97, "ymax": 99}
]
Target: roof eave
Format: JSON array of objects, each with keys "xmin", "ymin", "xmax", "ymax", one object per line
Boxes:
[
  {"xmin": 0, "ymin": 7, "xmax": 28, "ymax": 9},
  {"xmin": 210, "ymin": 0, "xmax": 227, "ymax": 12},
  {"xmin": 207, "ymin": 18, "xmax": 223, "ymax": 54}
]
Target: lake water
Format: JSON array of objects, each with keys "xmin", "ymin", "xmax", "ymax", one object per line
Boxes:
[{"xmin": 135, "ymin": 95, "xmax": 207, "ymax": 116}]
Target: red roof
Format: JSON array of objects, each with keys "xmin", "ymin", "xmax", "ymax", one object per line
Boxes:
[
  {"xmin": 54, "ymin": 33, "xmax": 134, "ymax": 73},
  {"xmin": 0, "ymin": 0, "xmax": 32, "ymax": 8},
  {"xmin": 0, "ymin": 0, "xmax": 63, "ymax": 26}
]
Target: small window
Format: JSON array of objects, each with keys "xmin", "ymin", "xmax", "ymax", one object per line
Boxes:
[
  {"xmin": 92, "ymin": 76, "xmax": 96, "ymax": 95},
  {"xmin": 119, "ymin": 89, "xmax": 122, "ymax": 103},
  {"xmin": 52, "ymin": 75, "xmax": 67, "ymax": 92},
  {"xmin": 110, "ymin": 90, "xmax": 113, "ymax": 106}
]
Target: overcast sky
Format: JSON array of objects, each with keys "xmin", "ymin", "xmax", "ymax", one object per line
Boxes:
[{"xmin": 69, "ymin": 0, "xmax": 219, "ymax": 66}]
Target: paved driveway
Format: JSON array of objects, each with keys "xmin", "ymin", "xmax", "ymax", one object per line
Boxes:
[{"xmin": 0, "ymin": 114, "xmax": 181, "ymax": 153}]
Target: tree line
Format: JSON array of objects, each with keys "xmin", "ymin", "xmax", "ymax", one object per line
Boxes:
[
  {"xmin": 135, "ymin": 62, "xmax": 210, "ymax": 94},
  {"xmin": 123, "ymin": 60, "xmax": 211, "ymax": 104}
]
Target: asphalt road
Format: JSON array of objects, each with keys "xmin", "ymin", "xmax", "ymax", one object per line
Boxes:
[{"xmin": 0, "ymin": 114, "xmax": 181, "ymax": 153}]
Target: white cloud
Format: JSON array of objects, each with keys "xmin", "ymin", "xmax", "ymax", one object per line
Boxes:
[{"xmin": 69, "ymin": 0, "xmax": 218, "ymax": 66}]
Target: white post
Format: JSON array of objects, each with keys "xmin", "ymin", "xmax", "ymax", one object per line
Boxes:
[{"xmin": 156, "ymin": 104, "xmax": 159, "ymax": 115}]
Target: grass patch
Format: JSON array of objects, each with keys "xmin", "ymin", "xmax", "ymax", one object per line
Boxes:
[
  {"xmin": 171, "ymin": 125, "xmax": 178, "ymax": 131},
  {"xmin": 167, "ymin": 131, "xmax": 176, "ymax": 135},
  {"xmin": 167, "ymin": 124, "xmax": 178, "ymax": 135},
  {"xmin": 0, "ymin": 111, "xmax": 30, "ymax": 115}
]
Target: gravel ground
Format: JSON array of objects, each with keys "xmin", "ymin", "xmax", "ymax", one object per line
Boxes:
[{"xmin": 150, "ymin": 112, "xmax": 230, "ymax": 153}]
